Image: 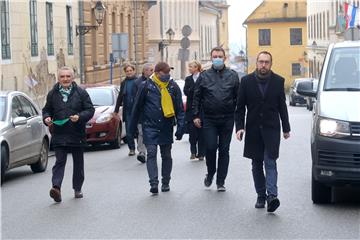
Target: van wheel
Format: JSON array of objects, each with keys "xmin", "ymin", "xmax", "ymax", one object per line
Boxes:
[
  {"xmin": 30, "ymin": 139, "xmax": 49, "ymax": 173},
  {"xmin": 110, "ymin": 126, "xmax": 122, "ymax": 149},
  {"xmin": 312, "ymin": 175, "xmax": 331, "ymax": 204},
  {"xmin": 1, "ymin": 145, "xmax": 9, "ymax": 184}
]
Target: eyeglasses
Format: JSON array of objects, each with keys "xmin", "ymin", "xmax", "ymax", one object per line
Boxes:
[{"xmin": 258, "ymin": 60, "xmax": 271, "ymax": 65}]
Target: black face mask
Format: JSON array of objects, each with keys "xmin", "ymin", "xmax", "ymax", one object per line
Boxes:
[{"xmin": 159, "ymin": 74, "xmax": 170, "ymax": 82}]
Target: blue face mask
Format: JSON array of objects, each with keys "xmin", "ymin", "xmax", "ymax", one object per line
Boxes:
[
  {"xmin": 159, "ymin": 74, "xmax": 170, "ymax": 82},
  {"xmin": 212, "ymin": 57, "xmax": 224, "ymax": 70}
]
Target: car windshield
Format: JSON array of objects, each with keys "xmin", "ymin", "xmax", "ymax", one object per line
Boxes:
[
  {"xmin": 324, "ymin": 47, "xmax": 360, "ymax": 91},
  {"xmin": 0, "ymin": 96, "xmax": 6, "ymax": 121},
  {"xmin": 86, "ymin": 88, "xmax": 114, "ymax": 106}
]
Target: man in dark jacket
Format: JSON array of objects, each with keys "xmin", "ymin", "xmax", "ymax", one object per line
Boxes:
[
  {"xmin": 115, "ymin": 64, "xmax": 138, "ymax": 156},
  {"xmin": 133, "ymin": 63, "xmax": 154, "ymax": 163},
  {"xmin": 130, "ymin": 62, "xmax": 185, "ymax": 194},
  {"xmin": 235, "ymin": 51, "xmax": 290, "ymax": 212},
  {"xmin": 43, "ymin": 66, "xmax": 94, "ymax": 203},
  {"xmin": 193, "ymin": 47, "xmax": 240, "ymax": 192}
]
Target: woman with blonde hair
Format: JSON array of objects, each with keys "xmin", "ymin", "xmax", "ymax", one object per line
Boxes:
[{"xmin": 183, "ymin": 60, "xmax": 205, "ymax": 160}]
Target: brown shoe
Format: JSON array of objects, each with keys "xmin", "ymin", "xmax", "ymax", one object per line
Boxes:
[
  {"xmin": 198, "ymin": 156, "xmax": 205, "ymax": 161},
  {"xmin": 128, "ymin": 150, "xmax": 135, "ymax": 156},
  {"xmin": 190, "ymin": 154, "xmax": 196, "ymax": 160},
  {"xmin": 74, "ymin": 191, "xmax": 83, "ymax": 199},
  {"xmin": 49, "ymin": 187, "xmax": 62, "ymax": 202}
]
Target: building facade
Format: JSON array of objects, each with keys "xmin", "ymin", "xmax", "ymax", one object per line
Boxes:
[
  {"xmin": 1, "ymin": 0, "xmax": 79, "ymax": 106},
  {"xmin": 148, "ymin": 0, "xmax": 201, "ymax": 79},
  {"xmin": 81, "ymin": 0, "xmax": 155, "ymax": 84},
  {"xmin": 307, "ymin": 0, "xmax": 360, "ymax": 79},
  {"xmin": 244, "ymin": 0, "xmax": 308, "ymax": 89}
]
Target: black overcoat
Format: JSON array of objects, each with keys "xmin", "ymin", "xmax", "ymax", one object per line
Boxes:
[
  {"xmin": 42, "ymin": 82, "xmax": 95, "ymax": 148},
  {"xmin": 235, "ymin": 71, "xmax": 290, "ymax": 160}
]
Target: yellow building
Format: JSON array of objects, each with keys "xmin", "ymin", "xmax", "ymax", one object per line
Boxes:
[{"xmin": 244, "ymin": 0, "xmax": 308, "ymax": 89}]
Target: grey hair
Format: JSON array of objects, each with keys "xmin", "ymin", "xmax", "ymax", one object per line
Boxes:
[
  {"xmin": 142, "ymin": 63, "xmax": 154, "ymax": 73},
  {"xmin": 58, "ymin": 66, "xmax": 74, "ymax": 79}
]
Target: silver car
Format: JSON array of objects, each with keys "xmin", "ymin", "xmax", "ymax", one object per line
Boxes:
[{"xmin": 0, "ymin": 91, "xmax": 50, "ymax": 183}]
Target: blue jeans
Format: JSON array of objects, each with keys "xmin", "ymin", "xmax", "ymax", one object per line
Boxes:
[
  {"xmin": 145, "ymin": 144, "xmax": 172, "ymax": 187},
  {"xmin": 252, "ymin": 149, "xmax": 278, "ymax": 198},
  {"xmin": 202, "ymin": 117, "xmax": 234, "ymax": 185},
  {"xmin": 125, "ymin": 112, "xmax": 135, "ymax": 150}
]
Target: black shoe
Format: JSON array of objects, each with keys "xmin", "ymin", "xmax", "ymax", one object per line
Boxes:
[
  {"xmin": 204, "ymin": 174, "xmax": 213, "ymax": 187},
  {"xmin": 137, "ymin": 154, "xmax": 146, "ymax": 163},
  {"xmin": 255, "ymin": 196, "xmax": 266, "ymax": 208},
  {"xmin": 217, "ymin": 185, "xmax": 226, "ymax": 192},
  {"xmin": 161, "ymin": 184, "xmax": 170, "ymax": 192},
  {"xmin": 267, "ymin": 195, "xmax": 280, "ymax": 212},
  {"xmin": 150, "ymin": 186, "xmax": 158, "ymax": 194}
]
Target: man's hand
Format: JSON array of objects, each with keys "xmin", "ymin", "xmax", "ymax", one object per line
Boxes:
[
  {"xmin": 69, "ymin": 114, "xmax": 79, "ymax": 122},
  {"xmin": 193, "ymin": 118, "xmax": 201, "ymax": 128},
  {"xmin": 175, "ymin": 130, "xmax": 183, "ymax": 141},
  {"xmin": 236, "ymin": 129, "xmax": 245, "ymax": 141},
  {"xmin": 283, "ymin": 132, "xmax": 290, "ymax": 139},
  {"xmin": 44, "ymin": 117, "xmax": 52, "ymax": 126}
]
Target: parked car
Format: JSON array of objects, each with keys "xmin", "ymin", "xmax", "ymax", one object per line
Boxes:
[
  {"xmin": 84, "ymin": 85, "xmax": 126, "ymax": 148},
  {"xmin": 306, "ymin": 79, "xmax": 319, "ymax": 111},
  {"xmin": 289, "ymin": 78, "xmax": 311, "ymax": 106},
  {"xmin": 0, "ymin": 91, "xmax": 50, "ymax": 183},
  {"xmin": 296, "ymin": 41, "xmax": 360, "ymax": 204},
  {"xmin": 174, "ymin": 79, "xmax": 187, "ymax": 112}
]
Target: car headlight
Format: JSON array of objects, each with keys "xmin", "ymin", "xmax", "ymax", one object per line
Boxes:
[
  {"xmin": 319, "ymin": 118, "xmax": 350, "ymax": 137},
  {"xmin": 95, "ymin": 113, "xmax": 113, "ymax": 123}
]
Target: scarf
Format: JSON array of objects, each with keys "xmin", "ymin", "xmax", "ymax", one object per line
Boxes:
[
  {"xmin": 59, "ymin": 84, "xmax": 73, "ymax": 102},
  {"xmin": 152, "ymin": 74, "xmax": 175, "ymax": 118}
]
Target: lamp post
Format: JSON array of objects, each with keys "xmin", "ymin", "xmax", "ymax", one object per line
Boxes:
[
  {"xmin": 76, "ymin": 1, "xmax": 105, "ymax": 36},
  {"xmin": 159, "ymin": 28, "xmax": 175, "ymax": 62}
]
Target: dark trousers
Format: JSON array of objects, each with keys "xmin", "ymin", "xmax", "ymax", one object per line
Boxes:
[
  {"xmin": 202, "ymin": 117, "xmax": 234, "ymax": 185},
  {"xmin": 188, "ymin": 122, "xmax": 205, "ymax": 156},
  {"xmin": 145, "ymin": 144, "xmax": 172, "ymax": 187},
  {"xmin": 52, "ymin": 146, "xmax": 84, "ymax": 191},
  {"xmin": 125, "ymin": 111, "xmax": 135, "ymax": 150},
  {"xmin": 252, "ymin": 149, "xmax": 278, "ymax": 198}
]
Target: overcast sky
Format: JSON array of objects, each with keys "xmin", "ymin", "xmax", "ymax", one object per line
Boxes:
[{"xmin": 227, "ymin": 0, "xmax": 263, "ymax": 54}]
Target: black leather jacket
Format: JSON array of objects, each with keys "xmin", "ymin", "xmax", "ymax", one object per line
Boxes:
[{"xmin": 192, "ymin": 66, "xmax": 240, "ymax": 119}]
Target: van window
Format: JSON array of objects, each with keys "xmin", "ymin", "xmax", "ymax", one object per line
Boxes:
[{"xmin": 324, "ymin": 47, "xmax": 360, "ymax": 91}]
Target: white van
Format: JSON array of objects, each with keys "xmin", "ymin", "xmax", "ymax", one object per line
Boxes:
[{"xmin": 297, "ymin": 41, "xmax": 360, "ymax": 204}]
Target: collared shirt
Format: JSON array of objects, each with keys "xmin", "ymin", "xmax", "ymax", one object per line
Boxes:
[{"xmin": 193, "ymin": 72, "xmax": 200, "ymax": 82}]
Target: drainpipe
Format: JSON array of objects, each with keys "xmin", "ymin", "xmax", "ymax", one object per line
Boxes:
[
  {"xmin": 133, "ymin": 0, "xmax": 138, "ymax": 72},
  {"xmin": 159, "ymin": 0, "xmax": 164, "ymax": 61},
  {"xmin": 78, "ymin": 1, "xmax": 85, "ymax": 83},
  {"xmin": 242, "ymin": 23, "xmax": 248, "ymax": 74}
]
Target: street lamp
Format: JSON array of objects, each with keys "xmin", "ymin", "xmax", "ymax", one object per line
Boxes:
[
  {"xmin": 76, "ymin": 1, "xmax": 105, "ymax": 36},
  {"xmin": 158, "ymin": 28, "xmax": 175, "ymax": 51}
]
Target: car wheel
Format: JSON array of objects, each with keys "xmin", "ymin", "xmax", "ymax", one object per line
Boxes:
[
  {"xmin": 312, "ymin": 174, "xmax": 331, "ymax": 204},
  {"xmin": 1, "ymin": 145, "xmax": 9, "ymax": 184},
  {"xmin": 30, "ymin": 139, "xmax": 49, "ymax": 173},
  {"xmin": 110, "ymin": 125, "xmax": 122, "ymax": 149}
]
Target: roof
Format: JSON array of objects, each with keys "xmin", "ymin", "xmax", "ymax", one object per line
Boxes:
[
  {"xmin": 244, "ymin": 0, "xmax": 307, "ymax": 25},
  {"xmin": 332, "ymin": 40, "xmax": 360, "ymax": 48}
]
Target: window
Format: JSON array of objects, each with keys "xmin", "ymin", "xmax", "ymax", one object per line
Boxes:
[
  {"xmin": 46, "ymin": 2, "xmax": 54, "ymax": 56},
  {"xmin": 1, "ymin": 0, "xmax": 11, "ymax": 59},
  {"xmin": 290, "ymin": 28, "xmax": 302, "ymax": 45},
  {"xmin": 66, "ymin": 6, "xmax": 73, "ymax": 55},
  {"xmin": 258, "ymin": 29, "xmax": 271, "ymax": 46},
  {"xmin": 292, "ymin": 63, "xmax": 301, "ymax": 76},
  {"xmin": 30, "ymin": 0, "xmax": 38, "ymax": 56}
]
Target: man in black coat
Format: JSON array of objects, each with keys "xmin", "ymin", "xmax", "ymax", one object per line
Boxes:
[
  {"xmin": 235, "ymin": 51, "xmax": 290, "ymax": 212},
  {"xmin": 193, "ymin": 47, "xmax": 240, "ymax": 192},
  {"xmin": 130, "ymin": 62, "xmax": 185, "ymax": 194},
  {"xmin": 43, "ymin": 66, "xmax": 95, "ymax": 203},
  {"xmin": 132, "ymin": 63, "xmax": 154, "ymax": 163}
]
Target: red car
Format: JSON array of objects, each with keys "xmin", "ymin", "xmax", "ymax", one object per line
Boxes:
[{"xmin": 84, "ymin": 85, "xmax": 126, "ymax": 148}]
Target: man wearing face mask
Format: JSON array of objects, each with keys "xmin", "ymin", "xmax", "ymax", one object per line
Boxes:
[
  {"xmin": 235, "ymin": 51, "xmax": 290, "ymax": 212},
  {"xmin": 193, "ymin": 47, "xmax": 240, "ymax": 192},
  {"xmin": 130, "ymin": 62, "xmax": 185, "ymax": 194}
]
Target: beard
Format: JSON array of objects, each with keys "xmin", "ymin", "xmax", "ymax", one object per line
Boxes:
[{"xmin": 258, "ymin": 67, "xmax": 270, "ymax": 76}]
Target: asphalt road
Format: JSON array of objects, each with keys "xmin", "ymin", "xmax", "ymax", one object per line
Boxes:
[{"xmin": 2, "ymin": 105, "xmax": 360, "ymax": 239}]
